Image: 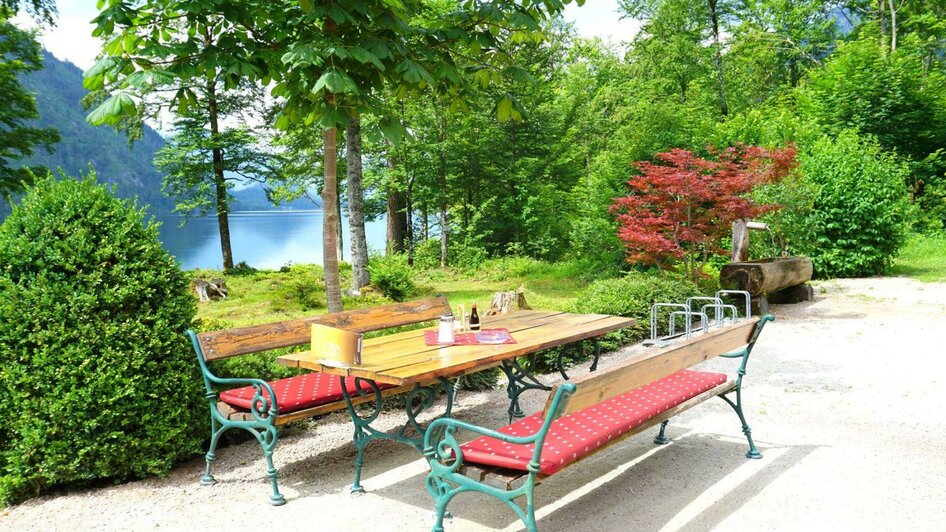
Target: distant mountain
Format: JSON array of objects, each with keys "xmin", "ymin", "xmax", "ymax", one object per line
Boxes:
[
  {"xmin": 2, "ymin": 50, "xmax": 322, "ymax": 221},
  {"xmin": 230, "ymin": 184, "xmax": 322, "ymax": 211},
  {"xmin": 19, "ymin": 51, "xmax": 175, "ymax": 212}
]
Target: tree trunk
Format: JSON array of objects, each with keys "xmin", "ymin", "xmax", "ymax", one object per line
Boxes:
[
  {"xmin": 323, "ymin": 121, "xmax": 343, "ymax": 312},
  {"xmin": 888, "ymin": 0, "xmax": 897, "ymax": 52},
  {"xmin": 708, "ymin": 0, "xmax": 729, "ymax": 117},
  {"xmin": 720, "ymin": 257, "xmax": 814, "ymax": 296},
  {"xmin": 438, "ymin": 112, "xmax": 448, "ymax": 268},
  {"xmin": 732, "ymin": 219, "xmax": 750, "ymax": 262},
  {"xmin": 878, "ymin": 0, "xmax": 888, "ymax": 49},
  {"xmin": 206, "ymin": 80, "xmax": 234, "ymax": 271},
  {"xmin": 346, "ymin": 117, "xmax": 370, "ymax": 291},
  {"xmin": 406, "ymin": 177, "xmax": 414, "ymax": 266},
  {"xmin": 386, "ymin": 187, "xmax": 406, "ymax": 254},
  {"xmin": 422, "ymin": 202, "xmax": 429, "ymax": 240},
  {"xmin": 337, "ymin": 187, "xmax": 344, "ymax": 261}
]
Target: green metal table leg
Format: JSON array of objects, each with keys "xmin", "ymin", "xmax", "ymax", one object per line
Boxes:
[
  {"xmin": 341, "ymin": 376, "xmax": 454, "ymax": 493},
  {"xmin": 500, "ymin": 354, "xmax": 551, "ymax": 422},
  {"xmin": 589, "ymin": 339, "xmax": 601, "ymax": 372}
]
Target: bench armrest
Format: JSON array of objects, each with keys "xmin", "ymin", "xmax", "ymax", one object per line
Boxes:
[
  {"xmin": 186, "ymin": 329, "xmax": 280, "ymax": 418},
  {"xmin": 424, "ymin": 383, "xmax": 575, "ymax": 475},
  {"xmin": 717, "ymin": 314, "xmax": 775, "ymax": 377}
]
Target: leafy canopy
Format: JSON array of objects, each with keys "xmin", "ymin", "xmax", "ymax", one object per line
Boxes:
[{"xmin": 0, "ymin": 19, "xmax": 60, "ymax": 193}]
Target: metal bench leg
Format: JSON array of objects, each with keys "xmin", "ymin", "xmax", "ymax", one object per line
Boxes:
[
  {"xmin": 351, "ymin": 430, "xmax": 369, "ymax": 494},
  {"xmin": 654, "ymin": 420, "xmax": 670, "ymax": 445},
  {"xmin": 256, "ymin": 426, "xmax": 286, "ymax": 505},
  {"xmin": 430, "ymin": 485, "xmax": 460, "ymax": 532},
  {"xmin": 720, "ymin": 390, "xmax": 762, "ymax": 459},
  {"xmin": 200, "ymin": 419, "xmax": 225, "ymax": 486}
]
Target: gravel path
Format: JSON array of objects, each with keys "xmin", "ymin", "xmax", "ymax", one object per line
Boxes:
[{"xmin": 3, "ymin": 276, "xmax": 945, "ymax": 531}]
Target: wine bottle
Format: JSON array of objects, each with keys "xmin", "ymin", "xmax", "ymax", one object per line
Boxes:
[{"xmin": 469, "ymin": 303, "xmax": 480, "ymax": 331}]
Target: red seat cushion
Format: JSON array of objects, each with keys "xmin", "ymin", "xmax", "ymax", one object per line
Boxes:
[
  {"xmin": 459, "ymin": 369, "xmax": 729, "ymax": 475},
  {"xmin": 219, "ymin": 373, "xmax": 393, "ymax": 414}
]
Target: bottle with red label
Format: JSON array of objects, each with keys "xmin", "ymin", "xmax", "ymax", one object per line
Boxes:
[{"xmin": 469, "ymin": 303, "xmax": 480, "ymax": 331}]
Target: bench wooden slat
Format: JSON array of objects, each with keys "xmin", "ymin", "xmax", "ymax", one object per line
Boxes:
[
  {"xmin": 197, "ymin": 296, "xmax": 451, "ymax": 360},
  {"xmin": 546, "ymin": 318, "xmax": 759, "ymax": 417}
]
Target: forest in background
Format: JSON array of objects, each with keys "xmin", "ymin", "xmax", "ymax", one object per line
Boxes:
[
  {"xmin": 144, "ymin": 2, "xmax": 946, "ymax": 275},
  {"xmin": 4, "ymin": 0, "xmax": 946, "ymax": 299}
]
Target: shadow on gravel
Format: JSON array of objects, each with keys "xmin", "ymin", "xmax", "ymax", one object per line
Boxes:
[{"xmin": 373, "ymin": 428, "xmax": 820, "ymax": 531}]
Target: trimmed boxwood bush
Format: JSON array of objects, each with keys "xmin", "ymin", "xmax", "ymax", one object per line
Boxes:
[{"xmin": 0, "ymin": 176, "xmax": 204, "ymax": 504}]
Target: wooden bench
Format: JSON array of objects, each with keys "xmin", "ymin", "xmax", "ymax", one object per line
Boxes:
[
  {"xmin": 185, "ymin": 296, "xmax": 452, "ymax": 505},
  {"xmin": 422, "ymin": 315, "xmax": 774, "ymax": 532}
]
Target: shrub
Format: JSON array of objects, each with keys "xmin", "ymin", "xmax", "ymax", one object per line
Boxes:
[
  {"xmin": 0, "ymin": 176, "xmax": 204, "ymax": 504},
  {"xmin": 800, "ymin": 131, "xmax": 911, "ymax": 277},
  {"xmin": 412, "ymin": 238, "xmax": 441, "ymax": 270},
  {"xmin": 270, "ymin": 264, "xmax": 325, "ymax": 311},
  {"xmin": 368, "ymin": 253, "xmax": 415, "ymax": 302},
  {"xmin": 571, "ymin": 272, "xmax": 703, "ymax": 348}
]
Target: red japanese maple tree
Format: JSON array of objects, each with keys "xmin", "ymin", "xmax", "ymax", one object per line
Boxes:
[{"xmin": 611, "ymin": 145, "xmax": 797, "ymax": 279}]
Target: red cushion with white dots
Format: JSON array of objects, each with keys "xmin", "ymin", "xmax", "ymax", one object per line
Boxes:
[
  {"xmin": 219, "ymin": 373, "xmax": 393, "ymax": 414},
  {"xmin": 459, "ymin": 369, "xmax": 729, "ymax": 475}
]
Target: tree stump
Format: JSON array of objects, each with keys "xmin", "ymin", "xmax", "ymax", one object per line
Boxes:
[
  {"xmin": 193, "ymin": 278, "xmax": 229, "ymax": 303},
  {"xmin": 486, "ymin": 286, "xmax": 531, "ymax": 316}
]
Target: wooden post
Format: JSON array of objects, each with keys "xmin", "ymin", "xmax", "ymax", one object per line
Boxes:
[{"xmin": 732, "ymin": 219, "xmax": 749, "ymax": 262}]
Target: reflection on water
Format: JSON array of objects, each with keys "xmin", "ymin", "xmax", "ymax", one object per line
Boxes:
[{"xmin": 155, "ymin": 210, "xmax": 387, "ymax": 270}]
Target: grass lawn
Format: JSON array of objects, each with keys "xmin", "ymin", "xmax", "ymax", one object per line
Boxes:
[
  {"xmin": 194, "ymin": 258, "xmax": 600, "ymax": 328},
  {"xmin": 890, "ymin": 233, "xmax": 946, "ymax": 282}
]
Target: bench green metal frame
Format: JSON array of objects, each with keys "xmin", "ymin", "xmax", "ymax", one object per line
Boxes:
[
  {"xmin": 423, "ymin": 315, "xmax": 774, "ymax": 532},
  {"xmin": 186, "ymin": 330, "xmax": 286, "ymax": 505}
]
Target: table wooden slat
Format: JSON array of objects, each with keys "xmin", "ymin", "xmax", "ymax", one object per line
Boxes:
[{"xmin": 276, "ymin": 311, "xmax": 636, "ymax": 385}]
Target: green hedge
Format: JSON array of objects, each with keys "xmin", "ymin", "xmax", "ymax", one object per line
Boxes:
[
  {"xmin": 522, "ymin": 272, "xmax": 703, "ymax": 373},
  {"xmin": 0, "ymin": 177, "xmax": 204, "ymax": 504}
]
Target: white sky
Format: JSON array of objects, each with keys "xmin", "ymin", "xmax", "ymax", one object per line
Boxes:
[{"xmin": 17, "ymin": 0, "xmax": 639, "ymax": 71}]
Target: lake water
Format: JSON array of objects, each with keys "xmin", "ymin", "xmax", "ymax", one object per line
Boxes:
[{"xmin": 155, "ymin": 211, "xmax": 387, "ymax": 270}]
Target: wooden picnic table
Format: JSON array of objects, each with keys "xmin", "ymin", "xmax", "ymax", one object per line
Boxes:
[
  {"xmin": 275, "ymin": 309, "xmax": 636, "ymax": 493},
  {"xmin": 276, "ymin": 310, "xmax": 635, "ymax": 385}
]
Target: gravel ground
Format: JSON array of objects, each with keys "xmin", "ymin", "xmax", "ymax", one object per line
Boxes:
[{"xmin": 2, "ymin": 276, "xmax": 945, "ymax": 532}]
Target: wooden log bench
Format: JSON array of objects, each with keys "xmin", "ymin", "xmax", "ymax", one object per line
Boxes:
[
  {"xmin": 185, "ymin": 296, "xmax": 452, "ymax": 505},
  {"xmin": 423, "ymin": 315, "xmax": 774, "ymax": 532}
]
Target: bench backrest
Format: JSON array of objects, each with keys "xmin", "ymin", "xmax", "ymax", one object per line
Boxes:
[
  {"xmin": 544, "ymin": 317, "xmax": 763, "ymax": 418},
  {"xmin": 196, "ymin": 296, "xmax": 452, "ymax": 361}
]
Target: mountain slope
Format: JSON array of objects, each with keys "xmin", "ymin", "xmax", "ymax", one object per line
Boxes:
[{"xmin": 19, "ymin": 51, "xmax": 174, "ymax": 212}]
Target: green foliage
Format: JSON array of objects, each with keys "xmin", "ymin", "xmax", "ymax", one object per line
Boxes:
[
  {"xmin": 799, "ymin": 131, "xmax": 912, "ymax": 277},
  {"xmin": 413, "ymin": 238, "xmax": 442, "ymax": 270},
  {"xmin": 799, "ymin": 35, "xmax": 946, "ymax": 162},
  {"xmin": 0, "ymin": 19, "xmax": 59, "ymax": 193},
  {"xmin": 154, "ymin": 103, "xmax": 272, "ymax": 219},
  {"xmin": 270, "ymin": 264, "xmax": 326, "ymax": 312},
  {"xmin": 571, "ymin": 272, "xmax": 703, "ymax": 347},
  {"xmin": 0, "ymin": 176, "xmax": 203, "ymax": 504},
  {"xmin": 368, "ymin": 253, "xmax": 416, "ymax": 302}
]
